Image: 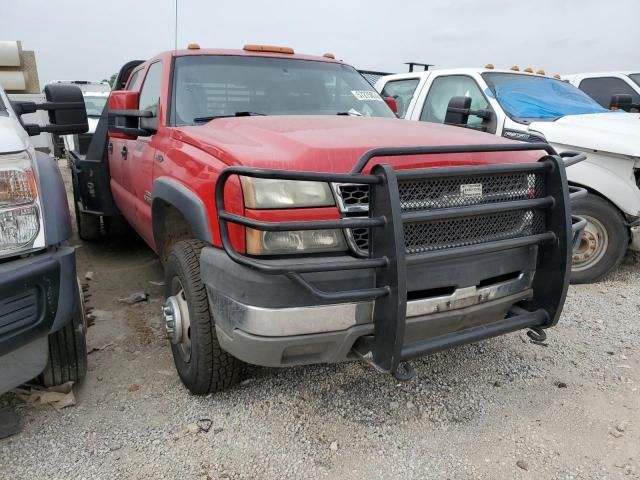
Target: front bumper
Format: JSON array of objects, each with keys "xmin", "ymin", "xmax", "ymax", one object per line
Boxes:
[
  {"xmin": 0, "ymin": 246, "xmax": 79, "ymax": 392},
  {"xmin": 211, "ymin": 144, "xmax": 581, "ymax": 375}
]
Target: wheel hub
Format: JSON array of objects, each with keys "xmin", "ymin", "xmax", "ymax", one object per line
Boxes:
[
  {"xmin": 572, "ymin": 216, "xmax": 608, "ymax": 271},
  {"xmin": 163, "ymin": 287, "xmax": 192, "ymax": 362}
]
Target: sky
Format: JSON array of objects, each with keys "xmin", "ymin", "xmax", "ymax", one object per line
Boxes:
[{"xmin": 2, "ymin": 0, "xmax": 639, "ymax": 85}]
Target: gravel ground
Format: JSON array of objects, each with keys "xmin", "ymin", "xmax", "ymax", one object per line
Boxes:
[{"xmin": 1, "ymin": 164, "xmax": 639, "ymax": 480}]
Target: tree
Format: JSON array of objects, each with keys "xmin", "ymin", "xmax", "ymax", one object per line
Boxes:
[{"xmin": 101, "ymin": 73, "xmax": 117, "ymax": 87}]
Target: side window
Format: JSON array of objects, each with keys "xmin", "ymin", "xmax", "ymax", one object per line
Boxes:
[
  {"xmin": 420, "ymin": 75, "xmax": 490, "ymax": 126},
  {"xmin": 138, "ymin": 62, "xmax": 163, "ymax": 115},
  {"xmin": 579, "ymin": 77, "xmax": 640, "ymax": 108},
  {"xmin": 380, "ymin": 78, "xmax": 420, "ymax": 117},
  {"xmin": 126, "ymin": 69, "xmax": 143, "ymax": 91}
]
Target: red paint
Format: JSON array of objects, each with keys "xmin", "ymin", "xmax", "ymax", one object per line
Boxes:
[{"xmin": 107, "ymin": 49, "xmax": 546, "ymax": 254}]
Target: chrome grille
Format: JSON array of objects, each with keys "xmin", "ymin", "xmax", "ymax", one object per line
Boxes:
[{"xmin": 336, "ymin": 171, "xmax": 546, "ymax": 255}]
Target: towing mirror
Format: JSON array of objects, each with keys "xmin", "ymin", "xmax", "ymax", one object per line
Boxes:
[
  {"xmin": 384, "ymin": 96, "xmax": 399, "ymax": 114},
  {"xmin": 445, "ymin": 96, "xmax": 472, "ymax": 125},
  {"xmin": 609, "ymin": 94, "xmax": 633, "ymax": 112},
  {"xmin": 11, "ymin": 84, "xmax": 88, "ymax": 136},
  {"xmin": 445, "ymin": 96, "xmax": 493, "ymax": 127},
  {"xmin": 107, "ymin": 90, "xmax": 153, "ymax": 140}
]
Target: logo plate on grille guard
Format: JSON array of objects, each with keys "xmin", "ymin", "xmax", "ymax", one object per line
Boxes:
[{"xmin": 460, "ymin": 183, "xmax": 483, "ymax": 198}]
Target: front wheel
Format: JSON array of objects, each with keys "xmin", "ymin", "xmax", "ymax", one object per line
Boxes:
[
  {"xmin": 571, "ymin": 193, "xmax": 628, "ymax": 284},
  {"xmin": 163, "ymin": 240, "xmax": 241, "ymax": 394}
]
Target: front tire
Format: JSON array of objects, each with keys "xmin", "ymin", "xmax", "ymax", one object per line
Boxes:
[
  {"xmin": 163, "ymin": 240, "xmax": 241, "ymax": 394},
  {"xmin": 571, "ymin": 193, "xmax": 628, "ymax": 284},
  {"xmin": 40, "ymin": 282, "xmax": 88, "ymax": 387}
]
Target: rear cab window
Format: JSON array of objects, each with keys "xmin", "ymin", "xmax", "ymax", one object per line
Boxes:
[
  {"xmin": 578, "ymin": 77, "xmax": 640, "ymax": 108},
  {"xmin": 126, "ymin": 69, "xmax": 144, "ymax": 91},
  {"xmin": 138, "ymin": 62, "xmax": 163, "ymax": 116},
  {"xmin": 379, "ymin": 78, "xmax": 420, "ymax": 117}
]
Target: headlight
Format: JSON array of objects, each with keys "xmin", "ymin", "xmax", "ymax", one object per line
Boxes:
[
  {"xmin": 246, "ymin": 228, "xmax": 346, "ymax": 255},
  {"xmin": 0, "ymin": 150, "xmax": 43, "ymax": 255},
  {"xmin": 240, "ymin": 177, "xmax": 335, "ymax": 209}
]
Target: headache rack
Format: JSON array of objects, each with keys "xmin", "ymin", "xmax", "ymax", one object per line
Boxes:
[{"xmin": 215, "ymin": 143, "xmax": 586, "ymax": 377}]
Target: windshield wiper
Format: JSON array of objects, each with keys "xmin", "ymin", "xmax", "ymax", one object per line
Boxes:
[
  {"xmin": 193, "ymin": 111, "xmax": 266, "ymax": 123},
  {"xmin": 336, "ymin": 109, "xmax": 363, "ymax": 117}
]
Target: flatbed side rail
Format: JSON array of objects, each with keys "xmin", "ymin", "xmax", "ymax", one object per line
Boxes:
[{"xmin": 215, "ymin": 143, "xmax": 585, "ymax": 375}]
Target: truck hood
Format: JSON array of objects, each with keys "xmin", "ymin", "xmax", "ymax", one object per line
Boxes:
[
  {"xmin": 0, "ymin": 115, "xmax": 29, "ymax": 154},
  {"xmin": 174, "ymin": 116, "xmax": 543, "ymax": 172},
  {"xmin": 529, "ymin": 112, "xmax": 640, "ymax": 157}
]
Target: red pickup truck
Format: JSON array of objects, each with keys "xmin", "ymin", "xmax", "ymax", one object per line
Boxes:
[{"xmin": 69, "ymin": 44, "xmax": 585, "ymax": 394}]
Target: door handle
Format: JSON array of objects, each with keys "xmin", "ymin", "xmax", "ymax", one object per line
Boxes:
[
  {"xmin": 121, "ymin": 145, "xmax": 128, "ymax": 160},
  {"xmin": 108, "ymin": 143, "xmax": 113, "ymax": 155}
]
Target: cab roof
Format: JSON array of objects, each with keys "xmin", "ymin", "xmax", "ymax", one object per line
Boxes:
[
  {"xmin": 379, "ymin": 67, "xmax": 556, "ymax": 82},
  {"xmin": 149, "ymin": 48, "xmax": 343, "ymax": 65}
]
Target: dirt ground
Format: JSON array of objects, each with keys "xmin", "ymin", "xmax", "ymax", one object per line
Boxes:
[{"xmin": 0, "ymin": 161, "xmax": 638, "ymax": 480}]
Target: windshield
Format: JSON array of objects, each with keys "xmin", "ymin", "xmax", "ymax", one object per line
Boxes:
[
  {"xmin": 629, "ymin": 73, "xmax": 640, "ymax": 88},
  {"xmin": 170, "ymin": 55, "xmax": 395, "ymax": 125},
  {"xmin": 84, "ymin": 95, "xmax": 107, "ymax": 117},
  {"xmin": 482, "ymin": 72, "xmax": 608, "ymax": 122}
]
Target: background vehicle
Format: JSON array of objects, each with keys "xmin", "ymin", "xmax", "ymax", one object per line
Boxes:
[
  {"xmin": 47, "ymin": 81, "xmax": 111, "ymax": 156},
  {"xmin": 1, "ymin": 40, "xmax": 54, "ymax": 154},
  {"xmin": 70, "ymin": 45, "xmax": 584, "ymax": 395},
  {"xmin": 0, "ymin": 83, "xmax": 89, "ymax": 394},
  {"xmin": 376, "ymin": 66, "xmax": 640, "ymax": 283},
  {"xmin": 563, "ymin": 72, "xmax": 640, "ymax": 112}
]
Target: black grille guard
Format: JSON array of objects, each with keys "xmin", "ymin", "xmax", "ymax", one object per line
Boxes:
[{"xmin": 215, "ymin": 143, "xmax": 587, "ymax": 376}]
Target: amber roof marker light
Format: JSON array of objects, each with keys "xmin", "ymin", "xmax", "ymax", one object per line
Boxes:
[
  {"xmin": 187, "ymin": 43, "xmax": 200, "ymax": 50},
  {"xmin": 243, "ymin": 44, "xmax": 295, "ymax": 54}
]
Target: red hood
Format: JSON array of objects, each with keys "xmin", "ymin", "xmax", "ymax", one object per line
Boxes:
[{"xmin": 173, "ymin": 116, "xmax": 542, "ymax": 172}]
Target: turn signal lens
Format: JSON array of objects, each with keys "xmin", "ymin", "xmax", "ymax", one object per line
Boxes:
[
  {"xmin": 0, "ymin": 151, "xmax": 37, "ymax": 206},
  {"xmin": 246, "ymin": 228, "xmax": 346, "ymax": 255}
]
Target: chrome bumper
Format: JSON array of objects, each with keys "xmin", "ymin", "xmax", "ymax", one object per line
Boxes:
[{"xmin": 210, "ymin": 272, "xmax": 533, "ymax": 337}]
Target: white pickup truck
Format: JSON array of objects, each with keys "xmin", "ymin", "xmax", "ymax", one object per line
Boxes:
[
  {"xmin": 375, "ymin": 67, "xmax": 640, "ymax": 283},
  {"xmin": 562, "ymin": 72, "xmax": 640, "ymax": 112}
]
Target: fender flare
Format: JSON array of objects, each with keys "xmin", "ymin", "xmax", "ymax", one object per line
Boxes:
[
  {"xmin": 566, "ymin": 160, "xmax": 640, "ymax": 219},
  {"xmin": 33, "ymin": 151, "xmax": 72, "ymax": 245},
  {"xmin": 151, "ymin": 177, "xmax": 213, "ymax": 250}
]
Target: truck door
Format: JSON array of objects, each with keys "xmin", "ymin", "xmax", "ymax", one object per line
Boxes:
[
  {"xmin": 418, "ymin": 75, "xmax": 497, "ymax": 134},
  {"xmin": 108, "ymin": 67, "xmax": 144, "ymax": 219},
  {"xmin": 122, "ymin": 61, "xmax": 162, "ymax": 245}
]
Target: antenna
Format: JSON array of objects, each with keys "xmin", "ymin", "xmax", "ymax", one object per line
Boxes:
[{"xmin": 174, "ymin": 0, "xmax": 178, "ymax": 51}]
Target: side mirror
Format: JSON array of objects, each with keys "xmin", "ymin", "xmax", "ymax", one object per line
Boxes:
[
  {"xmin": 610, "ymin": 94, "xmax": 633, "ymax": 112},
  {"xmin": 444, "ymin": 96, "xmax": 493, "ymax": 127},
  {"xmin": 11, "ymin": 84, "xmax": 88, "ymax": 136},
  {"xmin": 384, "ymin": 96, "xmax": 398, "ymax": 114},
  {"xmin": 444, "ymin": 96, "xmax": 472, "ymax": 125},
  {"xmin": 107, "ymin": 90, "xmax": 153, "ymax": 140}
]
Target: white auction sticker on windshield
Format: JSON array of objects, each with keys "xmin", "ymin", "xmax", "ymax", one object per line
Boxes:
[{"xmin": 351, "ymin": 90, "xmax": 383, "ymax": 102}]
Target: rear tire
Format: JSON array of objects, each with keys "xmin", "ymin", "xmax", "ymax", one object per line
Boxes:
[
  {"xmin": 571, "ymin": 193, "xmax": 628, "ymax": 284},
  {"xmin": 164, "ymin": 240, "xmax": 241, "ymax": 394},
  {"xmin": 40, "ymin": 283, "xmax": 88, "ymax": 387},
  {"xmin": 74, "ymin": 201, "xmax": 100, "ymax": 241}
]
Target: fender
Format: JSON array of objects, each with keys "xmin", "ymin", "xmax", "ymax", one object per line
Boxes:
[
  {"xmin": 151, "ymin": 177, "xmax": 213, "ymax": 251},
  {"xmin": 562, "ymin": 151, "xmax": 640, "ymax": 219},
  {"xmin": 32, "ymin": 151, "xmax": 72, "ymax": 245}
]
